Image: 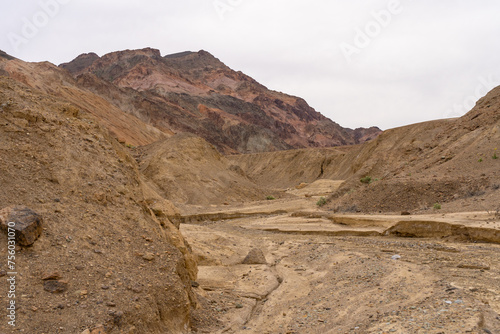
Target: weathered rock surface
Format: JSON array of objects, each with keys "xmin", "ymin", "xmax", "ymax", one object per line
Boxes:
[
  {"xmin": 0, "ymin": 206, "xmax": 43, "ymax": 246},
  {"xmin": 242, "ymin": 248, "xmax": 267, "ymax": 265},
  {"xmin": 43, "ymin": 279, "xmax": 69, "ymax": 293}
]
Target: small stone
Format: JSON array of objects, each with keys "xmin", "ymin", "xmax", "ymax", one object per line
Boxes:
[
  {"xmin": 110, "ymin": 310, "xmax": 124, "ymax": 325},
  {"xmin": 296, "ymin": 183, "xmax": 308, "ymax": 189},
  {"xmin": 80, "ymin": 330, "xmax": 91, "ymax": 334},
  {"xmin": 235, "ymin": 303, "xmax": 243, "ymax": 309},
  {"xmin": 401, "ymin": 211, "xmax": 411, "ymax": 216},
  {"xmin": 191, "ymin": 281, "xmax": 200, "ymax": 288},
  {"xmin": 75, "ymin": 265, "xmax": 84, "ymax": 271},
  {"xmin": 106, "ymin": 302, "xmax": 116, "ymax": 307},
  {"xmin": 242, "ymin": 248, "xmax": 267, "ymax": 265},
  {"xmin": 128, "ymin": 284, "xmax": 143, "ymax": 293},
  {"xmin": 391, "ymin": 255, "xmax": 401, "ymax": 260},
  {"xmin": 0, "ymin": 270, "xmax": 6, "ymax": 277},
  {"xmin": 43, "ymin": 280, "xmax": 69, "ymax": 293},
  {"xmin": 142, "ymin": 253, "xmax": 155, "ymax": 261},
  {"xmin": 101, "ymin": 285, "xmax": 110, "ymax": 290}
]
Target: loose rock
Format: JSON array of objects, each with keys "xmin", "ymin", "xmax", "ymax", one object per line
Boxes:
[
  {"xmin": 43, "ymin": 280, "xmax": 69, "ymax": 293},
  {"xmin": 242, "ymin": 248, "xmax": 267, "ymax": 265},
  {"xmin": 0, "ymin": 206, "xmax": 43, "ymax": 246}
]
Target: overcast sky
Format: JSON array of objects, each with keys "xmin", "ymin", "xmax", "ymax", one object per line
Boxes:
[{"xmin": 1, "ymin": 0, "xmax": 499, "ymax": 130}]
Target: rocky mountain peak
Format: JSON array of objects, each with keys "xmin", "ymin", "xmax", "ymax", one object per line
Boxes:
[{"xmin": 58, "ymin": 48, "xmax": 381, "ymax": 153}]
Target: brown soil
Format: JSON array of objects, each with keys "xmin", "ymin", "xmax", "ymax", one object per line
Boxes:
[
  {"xmin": 136, "ymin": 133, "xmax": 271, "ymax": 206},
  {"xmin": 0, "ymin": 76, "xmax": 199, "ymax": 334}
]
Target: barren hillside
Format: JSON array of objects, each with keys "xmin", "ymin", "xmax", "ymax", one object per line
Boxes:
[
  {"xmin": 0, "ymin": 74, "xmax": 202, "ymax": 333},
  {"xmin": 136, "ymin": 133, "xmax": 273, "ymax": 206}
]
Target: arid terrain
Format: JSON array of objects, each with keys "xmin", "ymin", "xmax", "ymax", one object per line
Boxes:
[{"xmin": 0, "ymin": 49, "xmax": 499, "ymax": 334}]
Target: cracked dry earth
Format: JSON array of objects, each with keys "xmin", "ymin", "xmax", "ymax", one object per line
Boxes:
[{"xmin": 180, "ymin": 194, "xmax": 500, "ymax": 333}]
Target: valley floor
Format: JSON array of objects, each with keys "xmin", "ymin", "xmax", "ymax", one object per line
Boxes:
[{"xmin": 178, "ymin": 180, "xmax": 500, "ymax": 334}]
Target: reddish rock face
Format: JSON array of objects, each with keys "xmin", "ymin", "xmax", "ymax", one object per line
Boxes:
[{"xmin": 60, "ymin": 48, "xmax": 381, "ymax": 153}]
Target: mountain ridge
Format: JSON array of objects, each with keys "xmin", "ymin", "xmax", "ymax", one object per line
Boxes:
[{"xmin": 59, "ymin": 48, "xmax": 381, "ymax": 153}]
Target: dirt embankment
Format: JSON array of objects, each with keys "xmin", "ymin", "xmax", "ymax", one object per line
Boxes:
[
  {"xmin": 0, "ymin": 76, "xmax": 201, "ymax": 334},
  {"xmin": 137, "ymin": 133, "xmax": 273, "ymax": 206}
]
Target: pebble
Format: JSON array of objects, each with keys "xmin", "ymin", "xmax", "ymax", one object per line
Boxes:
[
  {"xmin": 142, "ymin": 253, "xmax": 155, "ymax": 261},
  {"xmin": 43, "ymin": 280, "xmax": 69, "ymax": 293},
  {"xmin": 391, "ymin": 255, "xmax": 401, "ymax": 260}
]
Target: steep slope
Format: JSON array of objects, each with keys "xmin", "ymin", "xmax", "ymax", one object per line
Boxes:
[
  {"xmin": 0, "ymin": 73, "xmax": 205, "ymax": 333},
  {"xmin": 0, "ymin": 54, "xmax": 166, "ymax": 147},
  {"xmin": 60, "ymin": 48, "xmax": 381, "ymax": 153},
  {"xmin": 228, "ymin": 146, "xmax": 351, "ymax": 189},
  {"xmin": 137, "ymin": 133, "xmax": 272, "ymax": 206},
  {"xmin": 325, "ymin": 86, "xmax": 499, "ymax": 213}
]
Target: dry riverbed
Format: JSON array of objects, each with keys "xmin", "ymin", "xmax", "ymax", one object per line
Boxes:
[{"xmin": 179, "ymin": 185, "xmax": 500, "ymax": 333}]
